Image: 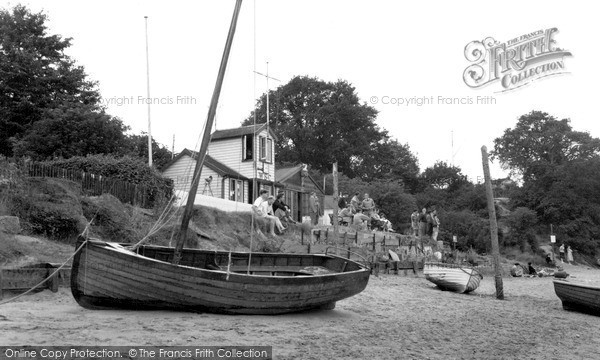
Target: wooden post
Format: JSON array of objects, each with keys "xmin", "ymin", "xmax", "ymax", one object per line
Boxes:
[
  {"xmin": 481, "ymin": 146, "xmax": 504, "ymax": 300},
  {"xmin": 48, "ymin": 269, "xmax": 59, "ymax": 293},
  {"xmin": 372, "ymin": 233, "xmax": 376, "ymax": 251},
  {"xmin": 551, "ymin": 224, "xmax": 555, "ymax": 263},
  {"xmin": 332, "ymin": 162, "xmax": 339, "ymax": 252}
]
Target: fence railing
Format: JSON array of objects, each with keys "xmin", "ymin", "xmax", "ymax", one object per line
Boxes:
[{"xmin": 15, "ymin": 162, "xmax": 151, "ymax": 208}]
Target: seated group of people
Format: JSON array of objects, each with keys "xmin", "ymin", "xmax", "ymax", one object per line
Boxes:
[
  {"xmin": 252, "ymin": 189, "xmax": 297, "ymax": 236},
  {"xmin": 510, "ymin": 262, "xmax": 539, "ymax": 277},
  {"xmin": 337, "ymin": 192, "xmax": 393, "ymax": 232}
]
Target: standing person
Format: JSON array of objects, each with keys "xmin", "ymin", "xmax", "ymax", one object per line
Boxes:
[
  {"xmin": 426, "ymin": 210, "xmax": 435, "ymax": 237},
  {"xmin": 309, "ymin": 191, "xmax": 321, "ymax": 226},
  {"xmin": 567, "ymin": 246, "xmax": 573, "ymax": 264},
  {"xmin": 362, "ymin": 193, "xmax": 375, "ymax": 217},
  {"xmin": 350, "ymin": 192, "xmax": 361, "ymax": 213},
  {"xmin": 410, "ymin": 209, "xmax": 420, "ymax": 236},
  {"xmin": 338, "ymin": 194, "xmax": 347, "ymax": 210},
  {"xmin": 431, "ymin": 210, "xmax": 440, "ymax": 241},
  {"xmin": 559, "ymin": 244, "xmax": 565, "ymax": 263},
  {"xmin": 418, "ymin": 208, "xmax": 428, "ymax": 238}
]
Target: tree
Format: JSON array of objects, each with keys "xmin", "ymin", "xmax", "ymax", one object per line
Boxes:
[
  {"xmin": 421, "ymin": 161, "xmax": 469, "ymax": 192},
  {"xmin": 121, "ymin": 134, "xmax": 173, "ymax": 171},
  {"xmin": 492, "ymin": 111, "xmax": 600, "ymax": 181},
  {"xmin": 12, "ymin": 103, "xmax": 128, "ymax": 159},
  {"xmin": 502, "ymin": 207, "xmax": 539, "ymax": 252},
  {"xmin": 242, "ymin": 76, "xmax": 383, "ymax": 177},
  {"xmin": 0, "ymin": 5, "xmax": 101, "ymax": 156},
  {"xmin": 522, "ymin": 158, "xmax": 600, "ymax": 255},
  {"xmin": 437, "ymin": 209, "xmax": 491, "ymax": 253},
  {"xmin": 353, "ymin": 137, "xmax": 420, "ymax": 190},
  {"xmin": 338, "ymin": 175, "xmax": 417, "ymax": 232},
  {"xmin": 492, "ymin": 111, "xmax": 600, "ymax": 256}
]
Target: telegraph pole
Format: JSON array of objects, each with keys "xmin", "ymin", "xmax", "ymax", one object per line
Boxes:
[{"xmin": 481, "ymin": 146, "xmax": 504, "ymax": 300}]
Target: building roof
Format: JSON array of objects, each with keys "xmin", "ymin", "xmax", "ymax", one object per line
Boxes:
[
  {"xmin": 275, "ymin": 164, "xmax": 324, "ymax": 194},
  {"xmin": 275, "ymin": 164, "xmax": 303, "ymax": 183},
  {"xmin": 211, "ymin": 123, "xmax": 278, "ymax": 141},
  {"xmin": 162, "ymin": 149, "xmax": 249, "ymax": 180}
]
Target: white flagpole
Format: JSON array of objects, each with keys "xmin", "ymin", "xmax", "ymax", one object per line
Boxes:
[{"xmin": 144, "ymin": 16, "xmax": 153, "ymax": 167}]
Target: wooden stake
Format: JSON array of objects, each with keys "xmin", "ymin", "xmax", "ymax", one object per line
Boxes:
[
  {"xmin": 481, "ymin": 146, "xmax": 504, "ymax": 300},
  {"xmin": 332, "ymin": 162, "xmax": 339, "ymax": 252}
]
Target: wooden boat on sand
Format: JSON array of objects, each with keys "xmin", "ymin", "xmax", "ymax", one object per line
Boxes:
[
  {"xmin": 553, "ymin": 279, "xmax": 600, "ymax": 316},
  {"xmin": 423, "ymin": 262, "xmax": 483, "ymax": 293},
  {"xmin": 70, "ymin": 0, "xmax": 370, "ymax": 315},
  {"xmin": 71, "ymin": 239, "xmax": 370, "ymax": 314}
]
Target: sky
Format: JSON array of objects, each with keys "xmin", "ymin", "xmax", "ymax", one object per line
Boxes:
[{"xmin": 6, "ymin": 0, "xmax": 599, "ymax": 182}]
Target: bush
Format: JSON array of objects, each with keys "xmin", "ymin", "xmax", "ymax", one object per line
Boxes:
[
  {"xmin": 502, "ymin": 207, "xmax": 539, "ymax": 252},
  {"xmin": 81, "ymin": 194, "xmax": 139, "ymax": 242},
  {"xmin": 1, "ymin": 158, "xmax": 24, "ymax": 214},
  {"xmin": 339, "ymin": 177, "xmax": 417, "ymax": 232},
  {"xmin": 437, "ymin": 209, "xmax": 491, "ymax": 253},
  {"xmin": 9, "ymin": 178, "xmax": 85, "ymax": 241},
  {"xmin": 41, "ymin": 154, "xmax": 173, "ymax": 207}
]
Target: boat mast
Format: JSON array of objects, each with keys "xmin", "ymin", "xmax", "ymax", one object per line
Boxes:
[
  {"xmin": 144, "ymin": 16, "xmax": 153, "ymax": 167},
  {"xmin": 173, "ymin": 0, "xmax": 243, "ymax": 264}
]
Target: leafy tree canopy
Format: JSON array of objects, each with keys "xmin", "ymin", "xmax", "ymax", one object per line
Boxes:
[
  {"xmin": 0, "ymin": 5, "xmax": 100, "ymax": 156},
  {"xmin": 122, "ymin": 133, "xmax": 174, "ymax": 171},
  {"xmin": 421, "ymin": 161, "xmax": 469, "ymax": 192},
  {"xmin": 338, "ymin": 175, "xmax": 417, "ymax": 232},
  {"xmin": 12, "ymin": 103, "xmax": 128, "ymax": 159},
  {"xmin": 243, "ymin": 76, "xmax": 419, "ymax": 180},
  {"xmin": 491, "ymin": 110, "xmax": 600, "ymax": 181}
]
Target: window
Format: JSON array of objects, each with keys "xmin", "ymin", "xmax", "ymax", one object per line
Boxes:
[
  {"xmin": 242, "ymin": 135, "xmax": 253, "ymax": 160},
  {"xmin": 259, "ymin": 136, "xmax": 273, "ymax": 163},
  {"xmin": 229, "ymin": 179, "xmax": 243, "ymax": 202}
]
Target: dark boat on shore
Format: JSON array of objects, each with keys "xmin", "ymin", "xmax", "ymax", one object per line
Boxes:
[{"xmin": 553, "ymin": 280, "xmax": 600, "ymax": 316}]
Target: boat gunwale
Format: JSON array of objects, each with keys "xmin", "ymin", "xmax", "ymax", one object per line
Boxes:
[
  {"xmin": 553, "ymin": 279, "xmax": 600, "ymax": 291},
  {"xmin": 80, "ymin": 239, "xmax": 371, "ymax": 280}
]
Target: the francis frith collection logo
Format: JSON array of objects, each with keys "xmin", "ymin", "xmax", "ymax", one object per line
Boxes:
[{"xmin": 463, "ymin": 28, "xmax": 572, "ymax": 92}]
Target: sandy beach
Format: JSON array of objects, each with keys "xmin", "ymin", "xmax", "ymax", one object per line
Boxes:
[{"xmin": 1, "ymin": 262, "xmax": 599, "ymax": 360}]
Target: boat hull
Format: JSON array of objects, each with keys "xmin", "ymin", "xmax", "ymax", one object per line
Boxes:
[
  {"xmin": 423, "ymin": 262, "xmax": 482, "ymax": 293},
  {"xmin": 71, "ymin": 239, "xmax": 370, "ymax": 314},
  {"xmin": 553, "ymin": 280, "xmax": 600, "ymax": 316}
]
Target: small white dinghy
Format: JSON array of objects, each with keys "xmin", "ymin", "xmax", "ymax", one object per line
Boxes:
[{"xmin": 423, "ymin": 262, "xmax": 483, "ymax": 293}]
